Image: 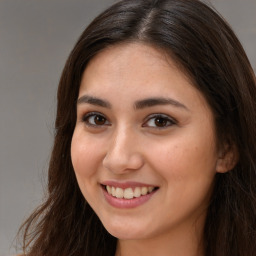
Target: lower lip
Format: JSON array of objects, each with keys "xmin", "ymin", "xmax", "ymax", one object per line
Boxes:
[{"xmin": 102, "ymin": 186, "xmax": 157, "ymax": 209}]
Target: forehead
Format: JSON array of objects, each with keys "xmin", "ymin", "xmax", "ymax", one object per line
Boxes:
[
  {"xmin": 80, "ymin": 42, "xmax": 192, "ymax": 93},
  {"xmin": 89, "ymin": 42, "xmax": 173, "ymax": 68}
]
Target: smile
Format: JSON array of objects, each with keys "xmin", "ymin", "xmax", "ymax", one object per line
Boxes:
[
  {"xmin": 105, "ymin": 185, "xmax": 155, "ymax": 199},
  {"xmin": 101, "ymin": 182, "xmax": 159, "ymax": 208}
]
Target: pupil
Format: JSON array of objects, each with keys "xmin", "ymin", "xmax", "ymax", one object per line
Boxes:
[
  {"xmin": 155, "ymin": 117, "xmax": 167, "ymax": 127},
  {"xmin": 95, "ymin": 115, "xmax": 105, "ymax": 125}
]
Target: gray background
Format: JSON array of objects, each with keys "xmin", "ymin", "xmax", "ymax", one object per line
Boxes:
[{"xmin": 0, "ymin": 0, "xmax": 255, "ymax": 255}]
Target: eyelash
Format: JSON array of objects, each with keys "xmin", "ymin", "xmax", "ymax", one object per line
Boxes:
[
  {"xmin": 143, "ymin": 114, "xmax": 177, "ymax": 128},
  {"xmin": 81, "ymin": 112, "xmax": 177, "ymax": 129},
  {"xmin": 82, "ymin": 112, "xmax": 110, "ymax": 127}
]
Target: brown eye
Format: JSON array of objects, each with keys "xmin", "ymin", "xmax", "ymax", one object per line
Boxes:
[
  {"xmin": 143, "ymin": 114, "xmax": 176, "ymax": 128},
  {"xmin": 82, "ymin": 112, "xmax": 110, "ymax": 126},
  {"xmin": 154, "ymin": 117, "xmax": 168, "ymax": 127},
  {"xmin": 94, "ymin": 115, "xmax": 106, "ymax": 125}
]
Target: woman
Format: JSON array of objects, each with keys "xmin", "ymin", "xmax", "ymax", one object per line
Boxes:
[{"xmin": 19, "ymin": 0, "xmax": 256, "ymax": 255}]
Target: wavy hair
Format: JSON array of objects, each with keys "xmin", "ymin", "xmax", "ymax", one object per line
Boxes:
[{"xmin": 19, "ymin": 0, "xmax": 256, "ymax": 255}]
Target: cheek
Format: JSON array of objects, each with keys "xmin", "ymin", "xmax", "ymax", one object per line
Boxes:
[
  {"xmin": 150, "ymin": 132, "xmax": 218, "ymax": 182},
  {"xmin": 71, "ymin": 131, "xmax": 105, "ymax": 208},
  {"xmin": 152, "ymin": 139, "xmax": 217, "ymax": 215},
  {"xmin": 71, "ymin": 131, "xmax": 102, "ymax": 183}
]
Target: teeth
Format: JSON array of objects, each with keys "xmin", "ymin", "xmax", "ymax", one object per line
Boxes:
[
  {"xmin": 134, "ymin": 187, "xmax": 141, "ymax": 198},
  {"xmin": 112, "ymin": 187, "xmax": 116, "ymax": 197},
  {"xmin": 141, "ymin": 187, "xmax": 148, "ymax": 195},
  {"xmin": 124, "ymin": 188, "xmax": 133, "ymax": 199},
  {"xmin": 115, "ymin": 187, "xmax": 124, "ymax": 198},
  {"xmin": 148, "ymin": 187, "xmax": 154, "ymax": 193},
  {"xmin": 106, "ymin": 185, "xmax": 111, "ymax": 194},
  {"xmin": 105, "ymin": 185, "xmax": 155, "ymax": 199}
]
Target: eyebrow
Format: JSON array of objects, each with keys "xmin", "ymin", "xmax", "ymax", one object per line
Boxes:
[
  {"xmin": 134, "ymin": 97, "xmax": 189, "ymax": 111},
  {"xmin": 77, "ymin": 95, "xmax": 111, "ymax": 108},
  {"xmin": 77, "ymin": 95, "xmax": 188, "ymax": 111}
]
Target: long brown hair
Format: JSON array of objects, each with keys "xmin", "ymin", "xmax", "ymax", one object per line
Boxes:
[{"xmin": 19, "ymin": 0, "xmax": 256, "ymax": 255}]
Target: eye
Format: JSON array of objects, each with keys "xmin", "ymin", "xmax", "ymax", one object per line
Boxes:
[
  {"xmin": 82, "ymin": 112, "xmax": 110, "ymax": 127},
  {"xmin": 143, "ymin": 114, "xmax": 176, "ymax": 128}
]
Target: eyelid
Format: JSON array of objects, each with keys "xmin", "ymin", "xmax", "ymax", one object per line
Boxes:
[
  {"xmin": 81, "ymin": 111, "xmax": 110, "ymax": 127},
  {"xmin": 142, "ymin": 113, "xmax": 177, "ymax": 128}
]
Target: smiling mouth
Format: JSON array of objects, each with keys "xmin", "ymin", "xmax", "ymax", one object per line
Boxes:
[{"xmin": 102, "ymin": 185, "xmax": 159, "ymax": 199}]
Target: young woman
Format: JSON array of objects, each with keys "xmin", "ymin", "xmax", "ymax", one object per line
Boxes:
[{"xmin": 19, "ymin": 0, "xmax": 256, "ymax": 255}]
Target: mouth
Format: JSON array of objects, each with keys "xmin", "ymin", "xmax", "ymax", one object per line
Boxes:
[{"xmin": 102, "ymin": 184, "xmax": 159, "ymax": 200}]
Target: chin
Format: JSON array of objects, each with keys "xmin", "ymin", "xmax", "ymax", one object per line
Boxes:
[
  {"xmin": 102, "ymin": 220, "xmax": 148, "ymax": 240},
  {"xmin": 108, "ymin": 229, "xmax": 145, "ymax": 240}
]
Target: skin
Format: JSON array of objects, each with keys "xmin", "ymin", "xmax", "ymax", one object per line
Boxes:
[{"xmin": 71, "ymin": 43, "xmax": 231, "ymax": 256}]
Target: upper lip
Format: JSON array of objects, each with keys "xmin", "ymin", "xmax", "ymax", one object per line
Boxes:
[{"xmin": 101, "ymin": 180, "xmax": 158, "ymax": 189}]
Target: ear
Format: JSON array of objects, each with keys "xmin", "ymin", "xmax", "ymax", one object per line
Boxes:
[{"xmin": 216, "ymin": 143, "xmax": 239, "ymax": 173}]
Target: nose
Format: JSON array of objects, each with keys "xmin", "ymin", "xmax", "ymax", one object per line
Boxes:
[{"xmin": 102, "ymin": 126, "xmax": 144, "ymax": 174}]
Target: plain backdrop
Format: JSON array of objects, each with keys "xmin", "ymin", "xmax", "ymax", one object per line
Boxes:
[{"xmin": 0, "ymin": 0, "xmax": 255, "ymax": 255}]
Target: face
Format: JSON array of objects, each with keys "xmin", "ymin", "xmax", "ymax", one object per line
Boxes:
[{"xmin": 71, "ymin": 43, "xmax": 223, "ymax": 241}]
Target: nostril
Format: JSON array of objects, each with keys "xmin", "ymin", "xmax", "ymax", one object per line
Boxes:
[{"xmin": 103, "ymin": 152, "xmax": 144, "ymax": 174}]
